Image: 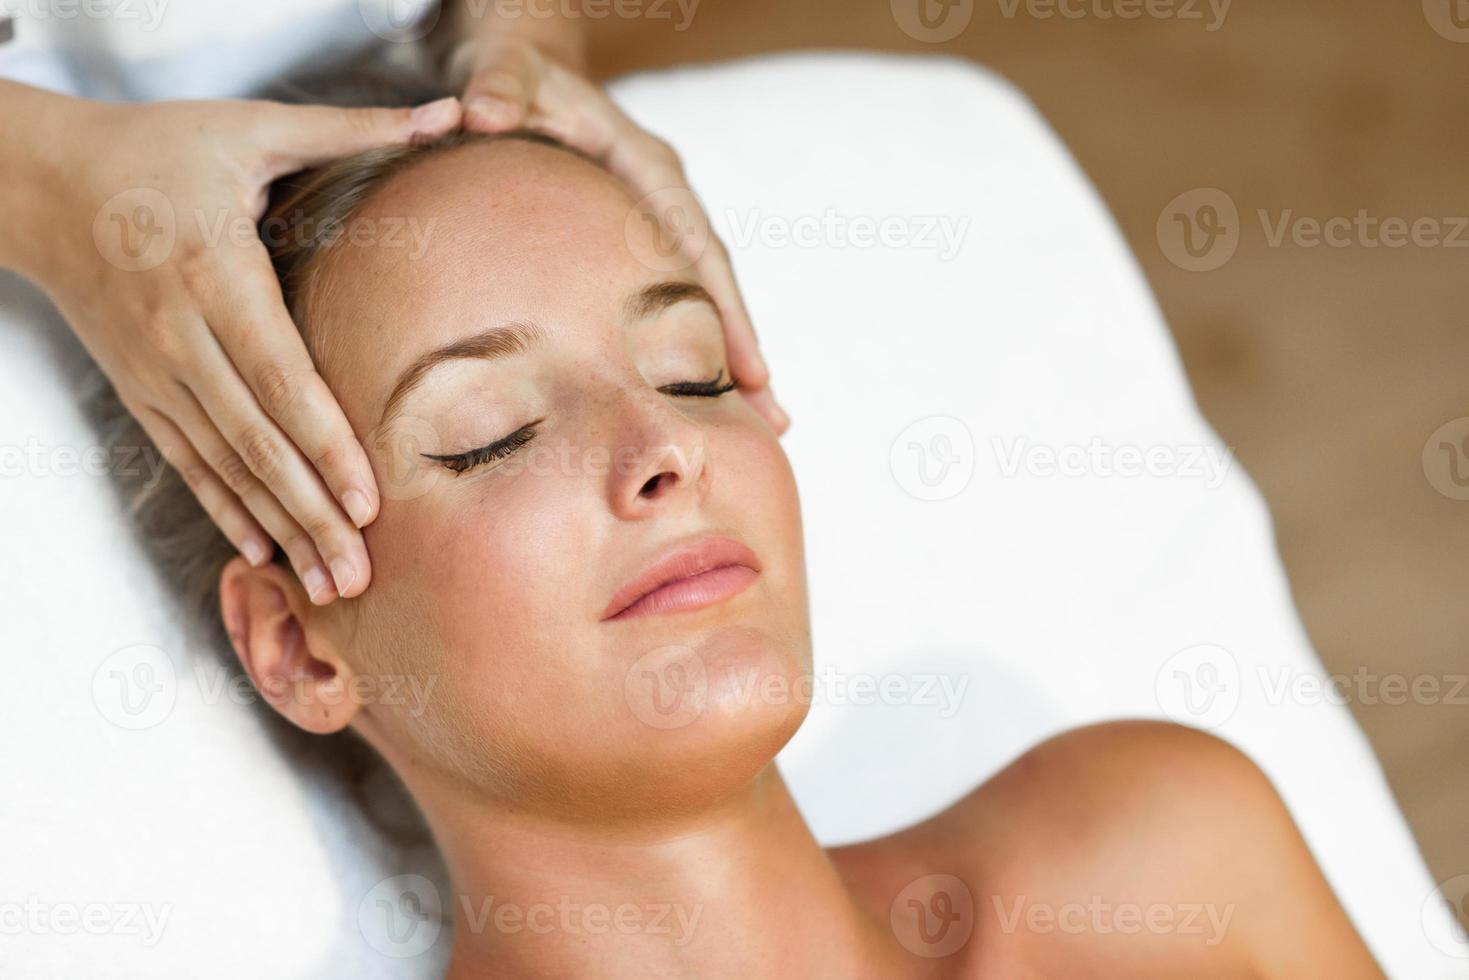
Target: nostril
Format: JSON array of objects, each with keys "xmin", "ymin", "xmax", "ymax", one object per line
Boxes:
[{"xmin": 639, "ymin": 472, "xmax": 673, "ymax": 497}]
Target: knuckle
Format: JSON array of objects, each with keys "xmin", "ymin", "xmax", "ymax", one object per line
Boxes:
[
  {"xmin": 300, "ymin": 512, "xmax": 340, "ymax": 547},
  {"xmin": 176, "ymin": 457, "xmax": 215, "ymax": 492},
  {"xmin": 213, "ymin": 450, "xmax": 254, "ymax": 494},
  {"xmin": 255, "ymin": 363, "xmax": 305, "ymax": 418},
  {"xmin": 237, "ymin": 425, "xmax": 284, "ymax": 482},
  {"xmin": 341, "ymin": 106, "xmax": 381, "ymax": 138}
]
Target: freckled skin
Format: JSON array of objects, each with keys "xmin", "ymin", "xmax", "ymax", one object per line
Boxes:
[{"xmin": 303, "ymin": 141, "xmax": 812, "ymax": 819}]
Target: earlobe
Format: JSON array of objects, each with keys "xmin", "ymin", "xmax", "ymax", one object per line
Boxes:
[{"xmin": 218, "ymin": 556, "xmax": 361, "ymax": 735}]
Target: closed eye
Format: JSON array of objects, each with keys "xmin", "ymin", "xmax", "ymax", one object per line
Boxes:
[
  {"xmin": 658, "ymin": 370, "xmax": 736, "ymax": 398},
  {"xmin": 422, "ymin": 421, "xmax": 541, "ymax": 475}
]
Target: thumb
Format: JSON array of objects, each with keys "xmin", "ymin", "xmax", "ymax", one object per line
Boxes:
[
  {"xmin": 263, "ymin": 97, "xmax": 463, "ymax": 171},
  {"xmin": 462, "ymin": 43, "xmax": 543, "ymax": 133}
]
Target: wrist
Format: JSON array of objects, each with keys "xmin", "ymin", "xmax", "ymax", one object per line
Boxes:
[{"xmin": 0, "ymin": 82, "xmax": 86, "ymax": 284}]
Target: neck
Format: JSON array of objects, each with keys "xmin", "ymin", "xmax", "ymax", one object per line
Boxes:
[{"xmin": 410, "ymin": 763, "xmax": 912, "ymax": 980}]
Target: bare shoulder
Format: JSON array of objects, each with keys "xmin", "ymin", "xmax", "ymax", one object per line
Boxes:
[{"xmin": 829, "ymin": 720, "xmax": 1382, "ymax": 979}]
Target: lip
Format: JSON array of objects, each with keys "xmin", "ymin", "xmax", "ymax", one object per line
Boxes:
[{"xmin": 602, "ymin": 534, "xmax": 762, "ymax": 622}]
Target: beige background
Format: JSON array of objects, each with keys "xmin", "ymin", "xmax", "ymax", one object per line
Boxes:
[{"xmin": 586, "ymin": 0, "xmax": 1469, "ymax": 918}]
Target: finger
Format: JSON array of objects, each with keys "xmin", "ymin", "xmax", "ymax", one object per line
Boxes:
[
  {"xmin": 208, "ymin": 251, "xmax": 379, "ymax": 531},
  {"xmin": 513, "ymin": 67, "xmax": 780, "ymax": 415},
  {"xmin": 131, "ymin": 401, "xmax": 274, "ymax": 566},
  {"xmin": 169, "ymin": 387, "xmax": 346, "ymax": 606},
  {"xmin": 462, "ymin": 42, "xmax": 543, "ymax": 133},
  {"xmin": 176, "ymin": 327, "xmax": 370, "ymax": 603},
  {"xmin": 600, "ymin": 126, "xmax": 776, "ymax": 395},
  {"xmin": 739, "ymin": 383, "xmax": 791, "ymax": 437},
  {"xmin": 261, "ymin": 97, "xmax": 464, "ymax": 173}
]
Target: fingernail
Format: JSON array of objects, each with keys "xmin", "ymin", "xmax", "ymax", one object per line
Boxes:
[
  {"xmin": 303, "ymin": 565, "xmax": 334, "ymax": 605},
  {"xmin": 342, "ymin": 488, "xmax": 373, "ymax": 528},
  {"xmin": 329, "ymin": 557, "xmax": 358, "ymax": 598},
  {"xmin": 241, "ymin": 537, "xmax": 271, "ymax": 567},
  {"xmin": 466, "ymin": 96, "xmax": 516, "ymax": 129},
  {"xmin": 410, "ymin": 96, "xmax": 458, "ymax": 129},
  {"xmin": 772, "ymin": 399, "xmax": 790, "ymax": 431}
]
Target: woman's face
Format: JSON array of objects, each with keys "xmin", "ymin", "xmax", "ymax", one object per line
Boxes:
[{"xmin": 299, "ymin": 139, "xmax": 810, "ymax": 818}]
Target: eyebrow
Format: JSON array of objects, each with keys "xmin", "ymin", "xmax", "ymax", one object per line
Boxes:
[{"xmin": 377, "ymin": 280, "xmax": 720, "ymax": 428}]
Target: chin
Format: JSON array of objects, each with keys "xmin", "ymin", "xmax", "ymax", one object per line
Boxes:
[{"xmin": 604, "ymin": 620, "xmax": 811, "ymax": 814}]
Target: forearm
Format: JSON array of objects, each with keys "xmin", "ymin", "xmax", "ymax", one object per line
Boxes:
[{"xmin": 437, "ymin": 0, "xmax": 589, "ymax": 78}]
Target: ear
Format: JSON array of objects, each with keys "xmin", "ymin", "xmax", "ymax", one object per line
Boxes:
[{"xmin": 219, "ymin": 555, "xmax": 360, "ymax": 735}]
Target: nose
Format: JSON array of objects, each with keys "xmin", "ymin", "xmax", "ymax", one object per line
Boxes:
[{"xmin": 606, "ymin": 388, "xmax": 710, "ymax": 520}]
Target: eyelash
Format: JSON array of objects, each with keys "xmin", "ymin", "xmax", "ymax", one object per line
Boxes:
[{"xmin": 422, "ymin": 371, "xmax": 736, "ymax": 475}]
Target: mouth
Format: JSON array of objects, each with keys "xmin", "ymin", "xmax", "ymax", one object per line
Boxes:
[{"xmin": 602, "ymin": 534, "xmax": 762, "ymax": 622}]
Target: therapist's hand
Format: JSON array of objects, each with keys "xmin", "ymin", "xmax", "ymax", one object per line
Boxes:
[
  {"xmin": 448, "ymin": 38, "xmax": 790, "ymax": 435},
  {"xmin": 18, "ymin": 89, "xmax": 463, "ymax": 604}
]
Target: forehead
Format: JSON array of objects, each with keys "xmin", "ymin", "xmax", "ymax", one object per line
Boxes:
[{"xmin": 305, "ymin": 140, "xmax": 661, "ymax": 431}]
